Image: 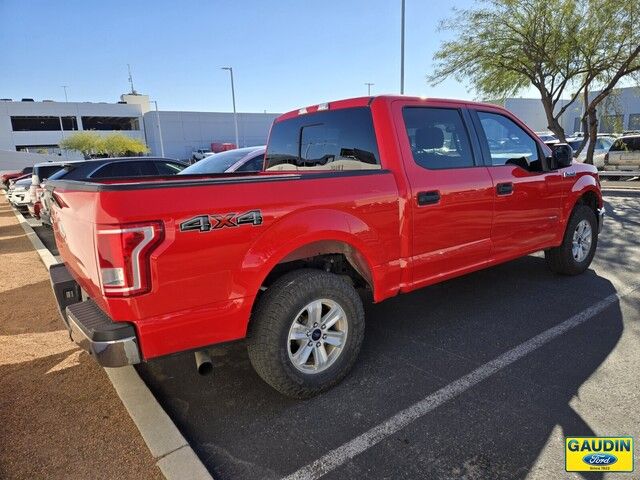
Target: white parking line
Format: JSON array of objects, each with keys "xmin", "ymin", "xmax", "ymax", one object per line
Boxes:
[{"xmin": 282, "ymin": 283, "xmax": 640, "ymax": 480}]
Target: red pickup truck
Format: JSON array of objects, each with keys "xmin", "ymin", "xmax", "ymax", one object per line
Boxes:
[{"xmin": 47, "ymin": 96, "xmax": 604, "ymax": 398}]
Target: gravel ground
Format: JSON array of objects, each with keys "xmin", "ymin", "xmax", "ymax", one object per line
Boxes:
[{"xmin": 0, "ymin": 196, "xmax": 163, "ymax": 480}]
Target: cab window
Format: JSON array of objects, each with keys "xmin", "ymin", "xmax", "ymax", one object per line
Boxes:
[
  {"xmin": 265, "ymin": 107, "xmax": 380, "ymax": 171},
  {"xmin": 402, "ymin": 107, "xmax": 475, "ymax": 169},
  {"xmin": 476, "ymin": 111, "xmax": 542, "ymax": 171}
]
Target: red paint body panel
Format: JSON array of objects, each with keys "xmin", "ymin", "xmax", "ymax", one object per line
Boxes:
[{"xmin": 48, "ymin": 95, "xmax": 603, "ymax": 361}]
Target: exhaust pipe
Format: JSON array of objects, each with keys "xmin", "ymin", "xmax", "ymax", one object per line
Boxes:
[{"xmin": 194, "ymin": 350, "xmax": 213, "ymax": 376}]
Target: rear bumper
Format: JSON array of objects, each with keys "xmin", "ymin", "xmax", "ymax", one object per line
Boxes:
[
  {"xmin": 597, "ymin": 207, "xmax": 605, "ymax": 233},
  {"xmin": 49, "ymin": 263, "xmax": 141, "ymax": 367}
]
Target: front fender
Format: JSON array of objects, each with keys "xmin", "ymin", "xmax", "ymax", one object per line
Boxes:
[{"xmin": 564, "ymin": 174, "xmax": 602, "ymax": 221}]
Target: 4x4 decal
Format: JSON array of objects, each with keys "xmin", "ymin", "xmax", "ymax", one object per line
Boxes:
[{"xmin": 180, "ymin": 210, "xmax": 263, "ymax": 232}]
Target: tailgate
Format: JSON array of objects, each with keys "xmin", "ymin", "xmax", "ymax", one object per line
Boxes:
[{"xmin": 47, "ymin": 185, "xmax": 102, "ymax": 302}]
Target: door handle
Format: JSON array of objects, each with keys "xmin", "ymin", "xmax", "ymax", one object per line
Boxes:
[
  {"xmin": 563, "ymin": 170, "xmax": 576, "ymax": 178},
  {"xmin": 496, "ymin": 182, "xmax": 513, "ymax": 195},
  {"xmin": 417, "ymin": 190, "xmax": 440, "ymax": 205}
]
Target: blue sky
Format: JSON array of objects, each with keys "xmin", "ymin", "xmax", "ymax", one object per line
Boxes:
[{"xmin": 1, "ymin": 0, "xmax": 493, "ymax": 113}]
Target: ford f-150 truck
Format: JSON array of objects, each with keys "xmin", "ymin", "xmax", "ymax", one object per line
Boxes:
[{"xmin": 46, "ymin": 96, "xmax": 604, "ymax": 398}]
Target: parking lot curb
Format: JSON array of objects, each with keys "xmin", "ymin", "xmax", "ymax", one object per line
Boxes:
[
  {"xmin": 12, "ymin": 207, "xmax": 59, "ymax": 268},
  {"xmin": 7, "ymin": 200, "xmax": 213, "ymax": 480}
]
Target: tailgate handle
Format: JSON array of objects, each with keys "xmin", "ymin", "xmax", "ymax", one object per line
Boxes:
[
  {"xmin": 496, "ymin": 182, "xmax": 513, "ymax": 195},
  {"xmin": 417, "ymin": 190, "xmax": 440, "ymax": 206}
]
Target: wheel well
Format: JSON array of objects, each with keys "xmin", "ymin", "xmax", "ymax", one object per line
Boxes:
[
  {"xmin": 261, "ymin": 241, "xmax": 374, "ymax": 293},
  {"xmin": 575, "ymin": 190, "xmax": 598, "ymax": 215}
]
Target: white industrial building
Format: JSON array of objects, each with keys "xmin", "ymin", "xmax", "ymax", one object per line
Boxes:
[
  {"xmin": 144, "ymin": 110, "xmax": 278, "ymax": 160},
  {"xmin": 0, "ymin": 93, "xmax": 279, "ymax": 170},
  {"xmin": 0, "ymin": 95, "xmax": 146, "ymax": 162},
  {"xmin": 498, "ymin": 86, "xmax": 640, "ymax": 135}
]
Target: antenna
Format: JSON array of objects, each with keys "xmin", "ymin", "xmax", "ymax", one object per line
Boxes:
[{"xmin": 127, "ymin": 64, "xmax": 137, "ymax": 94}]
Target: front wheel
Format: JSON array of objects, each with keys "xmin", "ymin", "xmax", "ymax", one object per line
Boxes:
[
  {"xmin": 247, "ymin": 269, "xmax": 365, "ymax": 399},
  {"xmin": 545, "ymin": 204, "xmax": 598, "ymax": 275}
]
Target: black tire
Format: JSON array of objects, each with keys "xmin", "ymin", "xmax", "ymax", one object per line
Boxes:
[
  {"xmin": 247, "ymin": 269, "xmax": 365, "ymax": 399},
  {"xmin": 545, "ymin": 204, "xmax": 598, "ymax": 275}
]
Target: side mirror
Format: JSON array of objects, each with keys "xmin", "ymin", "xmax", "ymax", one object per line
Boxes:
[{"xmin": 549, "ymin": 143, "xmax": 573, "ymax": 169}]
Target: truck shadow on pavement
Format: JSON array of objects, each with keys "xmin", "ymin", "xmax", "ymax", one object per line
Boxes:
[{"xmin": 138, "ymin": 256, "xmax": 624, "ymax": 480}]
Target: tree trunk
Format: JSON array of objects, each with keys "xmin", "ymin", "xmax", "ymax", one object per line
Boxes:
[
  {"xmin": 540, "ymin": 91, "xmax": 567, "ymax": 143},
  {"xmin": 572, "ymin": 87, "xmax": 591, "ymax": 158},
  {"xmin": 584, "ymin": 109, "xmax": 598, "ymax": 165}
]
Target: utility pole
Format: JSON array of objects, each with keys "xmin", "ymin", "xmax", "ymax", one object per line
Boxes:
[
  {"xmin": 61, "ymin": 85, "xmax": 69, "ymax": 102},
  {"xmin": 150, "ymin": 100, "xmax": 165, "ymax": 157},
  {"xmin": 365, "ymin": 82, "xmax": 375, "ymax": 96},
  {"xmin": 221, "ymin": 67, "xmax": 240, "ymax": 148},
  {"xmin": 400, "ymin": 0, "xmax": 405, "ymax": 94}
]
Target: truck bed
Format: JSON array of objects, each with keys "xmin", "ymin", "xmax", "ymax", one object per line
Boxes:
[{"xmin": 47, "ymin": 169, "xmax": 402, "ymax": 359}]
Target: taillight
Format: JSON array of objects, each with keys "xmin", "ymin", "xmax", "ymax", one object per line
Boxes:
[{"xmin": 96, "ymin": 221, "xmax": 164, "ymax": 297}]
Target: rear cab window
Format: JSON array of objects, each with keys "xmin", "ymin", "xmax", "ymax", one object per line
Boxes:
[{"xmin": 265, "ymin": 107, "xmax": 381, "ymax": 171}]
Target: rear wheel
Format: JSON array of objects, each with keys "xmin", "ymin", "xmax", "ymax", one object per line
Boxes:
[
  {"xmin": 247, "ymin": 269, "xmax": 365, "ymax": 398},
  {"xmin": 545, "ymin": 204, "xmax": 598, "ymax": 275}
]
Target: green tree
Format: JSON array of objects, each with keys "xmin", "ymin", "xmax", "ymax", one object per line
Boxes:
[
  {"xmin": 102, "ymin": 133, "xmax": 149, "ymax": 157},
  {"xmin": 59, "ymin": 131, "xmax": 104, "ymax": 158},
  {"xmin": 429, "ymin": 0, "xmax": 640, "ymax": 164}
]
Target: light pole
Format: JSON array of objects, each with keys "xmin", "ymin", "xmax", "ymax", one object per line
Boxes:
[
  {"xmin": 61, "ymin": 85, "xmax": 69, "ymax": 102},
  {"xmin": 400, "ymin": 0, "xmax": 405, "ymax": 94},
  {"xmin": 150, "ymin": 100, "xmax": 165, "ymax": 157},
  {"xmin": 365, "ymin": 82, "xmax": 375, "ymax": 96},
  {"xmin": 221, "ymin": 67, "xmax": 240, "ymax": 148}
]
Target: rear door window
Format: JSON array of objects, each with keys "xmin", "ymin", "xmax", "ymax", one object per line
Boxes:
[
  {"xmin": 265, "ymin": 107, "xmax": 380, "ymax": 171},
  {"xmin": 402, "ymin": 107, "xmax": 475, "ymax": 169},
  {"xmin": 91, "ymin": 161, "xmax": 156, "ymax": 178},
  {"xmin": 154, "ymin": 161, "xmax": 186, "ymax": 175},
  {"xmin": 611, "ymin": 137, "xmax": 640, "ymax": 152}
]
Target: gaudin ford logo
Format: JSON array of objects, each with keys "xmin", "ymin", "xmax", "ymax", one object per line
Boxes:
[{"xmin": 566, "ymin": 437, "xmax": 634, "ymax": 472}]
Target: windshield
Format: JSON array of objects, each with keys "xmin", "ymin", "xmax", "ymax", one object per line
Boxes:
[{"xmin": 180, "ymin": 147, "xmax": 260, "ymax": 174}]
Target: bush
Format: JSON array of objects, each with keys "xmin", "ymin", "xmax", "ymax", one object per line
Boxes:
[{"xmin": 59, "ymin": 132, "xmax": 149, "ymax": 158}]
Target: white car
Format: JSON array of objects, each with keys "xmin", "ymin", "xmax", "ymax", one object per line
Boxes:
[
  {"xmin": 567, "ymin": 136, "xmax": 616, "ymax": 169},
  {"xmin": 180, "ymin": 146, "xmax": 265, "ymax": 174},
  {"xmin": 534, "ymin": 132, "xmax": 557, "ymax": 143},
  {"xmin": 191, "ymin": 149, "xmax": 214, "ymax": 161},
  {"xmin": 605, "ymin": 135, "xmax": 640, "ymax": 171},
  {"xmin": 8, "ymin": 177, "xmax": 32, "ymax": 208}
]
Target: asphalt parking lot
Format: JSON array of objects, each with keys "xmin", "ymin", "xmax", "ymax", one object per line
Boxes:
[{"xmin": 32, "ymin": 191, "xmax": 639, "ymax": 479}]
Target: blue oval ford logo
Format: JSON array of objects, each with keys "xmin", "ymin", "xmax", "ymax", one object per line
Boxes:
[{"xmin": 582, "ymin": 453, "xmax": 617, "ymax": 466}]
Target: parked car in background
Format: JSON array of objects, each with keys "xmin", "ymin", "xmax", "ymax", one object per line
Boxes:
[
  {"xmin": 180, "ymin": 146, "xmax": 265, "ymax": 175},
  {"xmin": 1, "ymin": 166, "xmax": 33, "ymax": 189},
  {"xmin": 47, "ymin": 95, "xmax": 603, "ymax": 398},
  {"xmin": 534, "ymin": 132, "xmax": 557, "ymax": 143},
  {"xmin": 39, "ymin": 157, "xmax": 187, "ymax": 226},
  {"xmin": 211, "ymin": 142, "xmax": 237, "ymax": 153},
  {"xmin": 567, "ymin": 136, "xmax": 616, "ymax": 169},
  {"xmin": 605, "ymin": 134, "xmax": 640, "ymax": 171},
  {"xmin": 192, "ymin": 149, "xmax": 214, "ymax": 161},
  {"xmin": 7, "ymin": 176, "xmax": 33, "ymax": 209},
  {"xmin": 28, "ymin": 163, "xmax": 64, "ymax": 219}
]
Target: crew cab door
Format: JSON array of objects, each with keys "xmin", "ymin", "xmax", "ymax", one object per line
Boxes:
[
  {"xmin": 395, "ymin": 103, "xmax": 494, "ymax": 288},
  {"xmin": 470, "ymin": 109, "xmax": 564, "ymax": 259}
]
